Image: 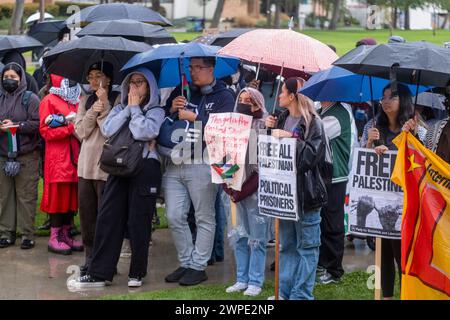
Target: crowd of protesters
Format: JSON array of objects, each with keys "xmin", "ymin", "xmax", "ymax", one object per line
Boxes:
[{"xmin": 0, "ymin": 36, "xmax": 449, "ymax": 300}]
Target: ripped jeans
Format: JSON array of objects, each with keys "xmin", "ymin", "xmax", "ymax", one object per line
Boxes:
[{"xmin": 222, "ymin": 192, "xmax": 270, "ymax": 287}]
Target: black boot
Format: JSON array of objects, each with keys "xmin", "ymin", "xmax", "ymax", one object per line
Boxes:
[{"xmin": 38, "ymin": 215, "xmax": 51, "ymax": 231}]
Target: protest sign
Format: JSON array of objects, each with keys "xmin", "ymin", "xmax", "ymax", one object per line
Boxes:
[
  {"xmin": 258, "ymin": 135, "xmax": 298, "ymax": 221},
  {"xmin": 204, "ymin": 112, "xmax": 253, "ymax": 191},
  {"xmin": 348, "ymin": 148, "xmax": 403, "ymax": 239}
]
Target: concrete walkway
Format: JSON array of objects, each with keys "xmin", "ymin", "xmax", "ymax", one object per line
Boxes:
[{"xmin": 0, "ymin": 229, "xmax": 374, "ymax": 300}]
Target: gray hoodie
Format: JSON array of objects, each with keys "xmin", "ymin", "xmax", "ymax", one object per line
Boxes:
[
  {"xmin": 0, "ymin": 62, "xmax": 40, "ymax": 157},
  {"xmin": 101, "ymin": 67, "xmax": 165, "ymax": 161}
]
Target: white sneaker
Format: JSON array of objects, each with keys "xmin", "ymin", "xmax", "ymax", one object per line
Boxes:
[
  {"xmin": 244, "ymin": 285, "xmax": 262, "ymax": 296},
  {"xmin": 67, "ymin": 274, "xmax": 105, "ymax": 289},
  {"xmin": 267, "ymin": 295, "xmax": 285, "ymax": 300},
  {"xmin": 225, "ymin": 282, "xmax": 248, "ymax": 293},
  {"xmin": 128, "ymin": 277, "xmax": 143, "ymax": 288}
]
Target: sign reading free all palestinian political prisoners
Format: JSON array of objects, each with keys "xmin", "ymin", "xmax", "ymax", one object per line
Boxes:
[
  {"xmin": 258, "ymin": 135, "xmax": 298, "ymax": 221},
  {"xmin": 348, "ymin": 148, "xmax": 403, "ymax": 239}
]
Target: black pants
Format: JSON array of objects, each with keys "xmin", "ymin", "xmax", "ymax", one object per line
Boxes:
[
  {"xmin": 318, "ymin": 181, "xmax": 347, "ymax": 279},
  {"xmin": 381, "ymin": 238, "xmax": 401, "ymax": 298},
  {"xmin": 78, "ymin": 178, "xmax": 106, "ymax": 266},
  {"xmin": 88, "ymin": 159, "xmax": 161, "ymax": 281}
]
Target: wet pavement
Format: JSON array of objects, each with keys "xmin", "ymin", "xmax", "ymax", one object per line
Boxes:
[{"xmin": 0, "ymin": 229, "xmax": 374, "ymax": 300}]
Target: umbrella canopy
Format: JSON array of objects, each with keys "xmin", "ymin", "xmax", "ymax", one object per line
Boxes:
[
  {"xmin": 300, "ymin": 66, "xmax": 433, "ymax": 103},
  {"xmin": 25, "ymin": 12, "xmax": 54, "ymax": 25},
  {"xmin": 28, "ymin": 20, "xmax": 69, "ymax": 47},
  {"xmin": 66, "ymin": 3, "xmax": 172, "ymax": 28},
  {"xmin": 76, "ymin": 19, "xmax": 176, "ymax": 46},
  {"xmin": 0, "ymin": 35, "xmax": 43, "ymax": 56},
  {"xmin": 333, "ymin": 41, "xmax": 450, "ymax": 87},
  {"xmin": 210, "ymin": 28, "xmax": 253, "ymax": 47},
  {"xmin": 43, "ymin": 36, "xmax": 152, "ymax": 84},
  {"xmin": 414, "ymin": 92, "xmax": 446, "ymax": 110},
  {"xmin": 122, "ymin": 43, "xmax": 240, "ymax": 88},
  {"xmin": 219, "ymin": 29, "xmax": 338, "ymax": 78}
]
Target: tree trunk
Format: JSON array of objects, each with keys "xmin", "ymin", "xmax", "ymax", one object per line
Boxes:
[
  {"xmin": 404, "ymin": 6, "xmax": 410, "ymax": 30},
  {"xmin": 210, "ymin": 0, "xmax": 225, "ymax": 28},
  {"xmin": 151, "ymin": 0, "xmax": 160, "ymax": 12},
  {"xmin": 274, "ymin": 0, "xmax": 281, "ymax": 28},
  {"xmin": 393, "ymin": 7, "xmax": 397, "ymax": 29},
  {"xmin": 9, "ymin": 0, "xmax": 25, "ymax": 35},
  {"xmin": 266, "ymin": 0, "xmax": 272, "ymax": 27},
  {"xmin": 328, "ymin": 0, "xmax": 341, "ymax": 30}
]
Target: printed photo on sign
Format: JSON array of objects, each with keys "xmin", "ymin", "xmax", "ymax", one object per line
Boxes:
[
  {"xmin": 258, "ymin": 135, "xmax": 298, "ymax": 221},
  {"xmin": 348, "ymin": 148, "xmax": 403, "ymax": 239}
]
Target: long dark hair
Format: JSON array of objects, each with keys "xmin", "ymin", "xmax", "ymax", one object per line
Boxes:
[
  {"xmin": 2, "ymin": 63, "xmax": 22, "ymax": 81},
  {"xmin": 377, "ymin": 83, "xmax": 414, "ymax": 130}
]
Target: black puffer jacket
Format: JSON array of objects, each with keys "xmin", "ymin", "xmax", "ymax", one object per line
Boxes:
[{"xmin": 276, "ymin": 110, "xmax": 328, "ymax": 213}]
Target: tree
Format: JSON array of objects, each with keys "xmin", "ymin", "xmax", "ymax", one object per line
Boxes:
[
  {"xmin": 210, "ymin": 0, "xmax": 225, "ymax": 28},
  {"xmin": 151, "ymin": 0, "xmax": 160, "ymax": 12},
  {"xmin": 9, "ymin": 0, "xmax": 25, "ymax": 35},
  {"xmin": 329, "ymin": 0, "xmax": 341, "ymax": 30}
]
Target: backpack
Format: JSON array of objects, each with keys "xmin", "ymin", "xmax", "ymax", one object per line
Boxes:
[{"xmin": 99, "ymin": 107, "xmax": 160, "ymax": 178}]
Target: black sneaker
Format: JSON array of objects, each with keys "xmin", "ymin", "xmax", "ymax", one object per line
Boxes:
[
  {"xmin": 79, "ymin": 265, "xmax": 88, "ymax": 277},
  {"xmin": 20, "ymin": 239, "xmax": 35, "ymax": 250},
  {"xmin": 0, "ymin": 238, "xmax": 14, "ymax": 248},
  {"xmin": 165, "ymin": 267, "xmax": 188, "ymax": 283},
  {"xmin": 68, "ymin": 274, "xmax": 105, "ymax": 289},
  {"xmin": 179, "ymin": 268, "xmax": 207, "ymax": 286}
]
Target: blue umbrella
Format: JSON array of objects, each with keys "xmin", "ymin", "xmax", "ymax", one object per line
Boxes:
[
  {"xmin": 300, "ymin": 66, "xmax": 433, "ymax": 103},
  {"xmin": 121, "ymin": 43, "xmax": 240, "ymax": 88}
]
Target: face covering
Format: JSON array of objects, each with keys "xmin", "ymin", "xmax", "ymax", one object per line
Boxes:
[
  {"xmin": 2, "ymin": 79, "xmax": 19, "ymax": 93},
  {"xmin": 236, "ymin": 103, "xmax": 263, "ymax": 119}
]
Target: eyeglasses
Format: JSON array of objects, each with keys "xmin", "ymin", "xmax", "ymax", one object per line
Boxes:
[
  {"xmin": 189, "ymin": 65, "xmax": 211, "ymax": 72},
  {"xmin": 86, "ymin": 75, "xmax": 105, "ymax": 82},
  {"xmin": 380, "ymin": 95, "xmax": 399, "ymax": 102},
  {"xmin": 129, "ymin": 79, "xmax": 146, "ymax": 87}
]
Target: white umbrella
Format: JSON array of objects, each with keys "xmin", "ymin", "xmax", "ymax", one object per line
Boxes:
[
  {"xmin": 25, "ymin": 12, "xmax": 54, "ymax": 25},
  {"xmin": 415, "ymin": 92, "xmax": 446, "ymax": 110}
]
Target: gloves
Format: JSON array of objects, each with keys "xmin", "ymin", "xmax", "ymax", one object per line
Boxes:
[{"xmin": 45, "ymin": 114, "xmax": 67, "ymax": 128}]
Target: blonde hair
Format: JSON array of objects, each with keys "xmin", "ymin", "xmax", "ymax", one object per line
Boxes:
[{"xmin": 294, "ymin": 77, "xmax": 317, "ymax": 136}]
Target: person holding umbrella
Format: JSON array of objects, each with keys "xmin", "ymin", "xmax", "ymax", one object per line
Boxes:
[
  {"xmin": 39, "ymin": 75, "xmax": 84, "ymax": 255},
  {"xmin": 0, "ymin": 62, "xmax": 40, "ymax": 249},
  {"xmin": 75, "ymin": 61, "xmax": 120, "ymax": 276},
  {"xmin": 70, "ymin": 67, "xmax": 164, "ymax": 288},
  {"xmin": 162, "ymin": 57, "xmax": 235, "ymax": 286},
  {"xmin": 265, "ymin": 77, "xmax": 327, "ymax": 300}
]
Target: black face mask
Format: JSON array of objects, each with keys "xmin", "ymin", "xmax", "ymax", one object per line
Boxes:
[
  {"xmin": 2, "ymin": 79, "xmax": 19, "ymax": 93},
  {"xmin": 236, "ymin": 103, "xmax": 263, "ymax": 119}
]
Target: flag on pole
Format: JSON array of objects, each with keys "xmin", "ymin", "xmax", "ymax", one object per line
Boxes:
[
  {"xmin": 182, "ymin": 73, "xmax": 191, "ymax": 101},
  {"xmin": 6, "ymin": 125, "xmax": 19, "ymax": 156},
  {"xmin": 391, "ymin": 132, "xmax": 450, "ymax": 300}
]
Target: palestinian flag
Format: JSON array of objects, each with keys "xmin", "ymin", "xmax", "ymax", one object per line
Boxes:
[
  {"xmin": 391, "ymin": 132, "xmax": 450, "ymax": 300},
  {"xmin": 182, "ymin": 74, "xmax": 191, "ymax": 101},
  {"xmin": 212, "ymin": 154, "xmax": 240, "ymax": 180},
  {"xmin": 6, "ymin": 126, "xmax": 19, "ymax": 156}
]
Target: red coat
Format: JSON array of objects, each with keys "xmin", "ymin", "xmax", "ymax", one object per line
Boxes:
[{"xmin": 39, "ymin": 75, "xmax": 79, "ymax": 184}]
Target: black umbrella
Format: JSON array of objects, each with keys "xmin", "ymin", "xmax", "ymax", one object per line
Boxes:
[
  {"xmin": 76, "ymin": 19, "xmax": 176, "ymax": 46},
  {"xmin": 66, "ymin": 3, "xmax": 172, "ymax": 28},
  {"xmin": 191, "ymin": 29, "xmax": 253, "ymax": 47},
  {"xmin": 0, "ymin": 35, "xmax": 43, "ymax": 56},
  {"xmin": 333, "ymin": 41, "xmax": 450, "ymax": 88},
  {"xmin": 210, "ymin": 28, "xmax": 253, "ymax": 47},
  {"xmin": 43, "ymin": 36, "xmax": 152, "ymax": 84},
  {"xmin": 28, "ymin": 20, "xmax": 69, "ymax": 47}
]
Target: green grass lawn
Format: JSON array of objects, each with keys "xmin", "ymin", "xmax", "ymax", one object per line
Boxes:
[
  {"xmin": 101, "ymin": 270, "xmax": 400, "ymax": 300},
  {"xmin": 171, "ymin": 29, "xmax": 450, "ymax": 56}
]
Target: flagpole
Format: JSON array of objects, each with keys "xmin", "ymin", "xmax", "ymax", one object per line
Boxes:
[
  {"xmin": 375, "ymin": 237, "xmax": 382, "ymax": 300},
  {"xmin": 275, "ymin": 218, "xmax": 280, "ymax": 300}
]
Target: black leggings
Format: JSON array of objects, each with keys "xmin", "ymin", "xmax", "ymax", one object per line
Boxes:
[
  {"xmin": 381, "ymin": 238, "xmax": 401, "ymax": 298},
  {"xmin": 50, "ymin": 212, "xmax": 74, "ymax": 228}
]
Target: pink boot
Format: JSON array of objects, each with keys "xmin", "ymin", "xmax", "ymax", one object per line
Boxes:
[
  {"xmin": 61, "ymin": 225, "xmax": 84, "ymax": 252},
  {"xmin": 48, "ymin": 227, "xmax": 72, "ymax": 255}
]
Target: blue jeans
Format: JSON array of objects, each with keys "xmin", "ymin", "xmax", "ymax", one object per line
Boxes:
[
  {"xmin": 163, "ymin": 164, "xmax": 218, "ymax": 271},
  {"xmin": 211, "ymin": 187, "xmax": 226, "ymax": 261},
  {"xmin": 223, "ymin": 192, "xmax": 269, "ymax": 287},
  {"xmin": 279, "ymin": 208, "xmax": 322, "ymax": 300}
]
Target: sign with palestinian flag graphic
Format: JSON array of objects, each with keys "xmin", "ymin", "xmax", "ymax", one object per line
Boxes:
[
  {"xmin": 204, "ymin": 112, "xmax": 253, "ymax": 191},
  {"xmin": 392, "ymin": 132, "xmax": 450, "ymax": 300}
]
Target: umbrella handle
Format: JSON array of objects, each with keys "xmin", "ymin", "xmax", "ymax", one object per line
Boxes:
[
  {"xmin": 271, "ymin": 62, "xmax": 284, "ymax": 116},
  {"xmin": 413, "ymin": 70, "xmax": 422, "ymax": 113}
]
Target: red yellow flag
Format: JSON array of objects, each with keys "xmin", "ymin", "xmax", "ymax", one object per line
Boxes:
[{"xmin": 391, "ymin": 132, "xmax": 450, "ymax": 300}]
